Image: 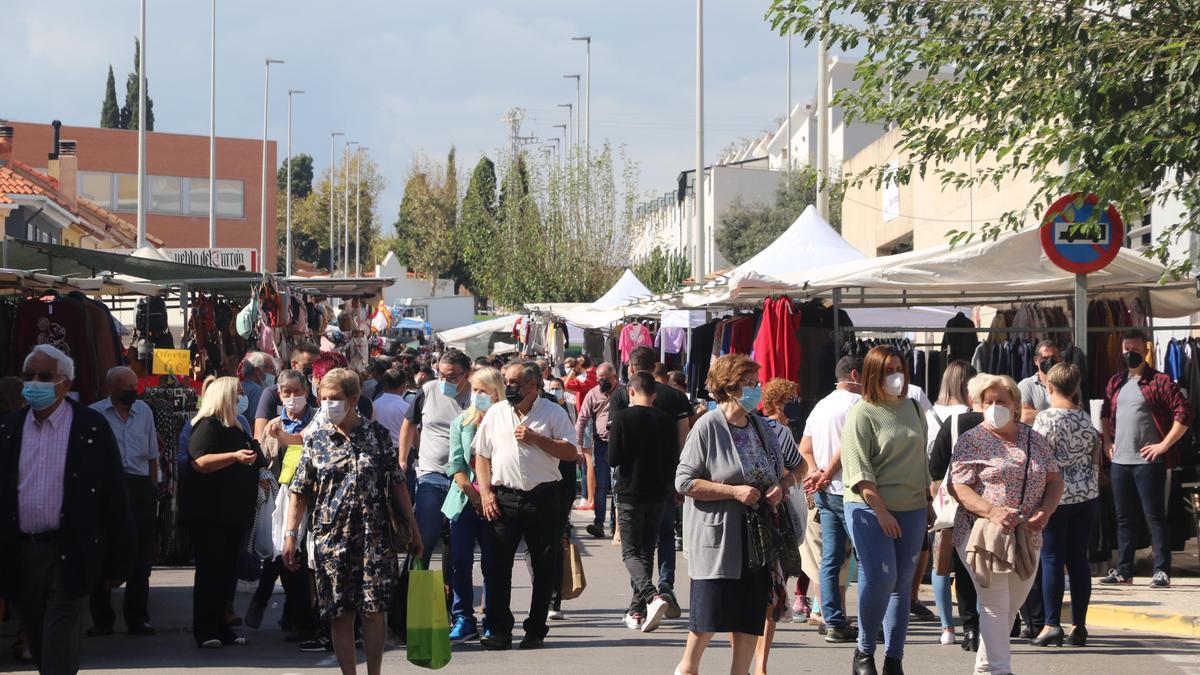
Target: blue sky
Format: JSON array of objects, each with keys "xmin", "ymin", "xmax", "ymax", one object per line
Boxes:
[{"xmin": 5, "ymin": 1, "xmax": 817, "ymax": 225}]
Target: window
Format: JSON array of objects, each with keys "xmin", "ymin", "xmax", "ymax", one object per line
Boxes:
[
  {"xmin": 149, "ymin": 176, "xmax": 183, "ymax": 214},
  {"xmin": 215, "ymin": 179, "xmax": 244, "ymax": 219},
  {"xmin": 79, "ymin": 172, "xmax": 112, "ymax": 208},
  {"xmin": 188, "ymin": 178, "xmax": 210, "ymax": 217},
  {"xmin": 117, "ymin": 173, "xmax": 138, "ymax": 211}
]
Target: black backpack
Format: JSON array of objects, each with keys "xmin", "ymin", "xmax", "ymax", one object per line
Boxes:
[{"xmin": 137, "ymin": 296, "xmax": 170, "ymax": 340}]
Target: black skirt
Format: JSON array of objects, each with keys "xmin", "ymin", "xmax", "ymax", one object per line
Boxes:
[{"xmin": 688, "ymin": 558, "xmax": 770, "ymax": 635}]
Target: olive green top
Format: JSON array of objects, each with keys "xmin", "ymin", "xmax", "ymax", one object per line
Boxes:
[{"xmin": 840, "ymin": 398, "xmax": 930, "ymax": 512}]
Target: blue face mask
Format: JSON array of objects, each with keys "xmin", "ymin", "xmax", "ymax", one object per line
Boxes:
[
  {"xmin": 22, "ymin": 380, "xmax": 60, "ymax": 412},
  {"xmin": 738, "ymin": 385, "xmax": 763, "ymax": 412},
  {"xmin": 439, "ymin": 379, "xmax": 458, "ymax": 398},
  {"xmin": 472, "ymin": 392, "xmax": 493, "ymax": 412},
  {"xmin": 263, "ymin": 374, "xmax": 276, "ymax": 388},
  {"xmin": 236, "ymin": 394, "xmax": 249, "ymax": 415}
]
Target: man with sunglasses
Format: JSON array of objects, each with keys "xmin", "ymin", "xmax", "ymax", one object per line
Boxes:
[{"xmin": 1, "ymin": 344, "xmax": 133, "ymax": 674}]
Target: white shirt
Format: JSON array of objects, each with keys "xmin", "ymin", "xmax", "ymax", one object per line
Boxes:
[
  {"xmin": 473, "ymin": 397, "xmax": 575, "ymax": 491},
  {"xmin": 802, "ymin": 388, "xmax": 861, "ymax": 495},
  {"xmin": 907, "ymin": 384, "xmax": 933, "ymax": 415},
  {"xmin": 372, "ymin": 392, "xmax": 410, "ymax": 444},
  {"xmin": 926, "ymin": 403, "xmax": 969, "ymax": 456}
]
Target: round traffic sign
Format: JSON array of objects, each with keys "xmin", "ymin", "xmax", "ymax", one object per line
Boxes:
[{"xmin": 1040, "ymin": 193, "xmax": 1124, "ymax": 274}]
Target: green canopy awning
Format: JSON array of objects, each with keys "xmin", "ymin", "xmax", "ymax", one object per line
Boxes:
[{"xmin": 1, "ymin": 238, "xmax": 262, "ymax": 288}]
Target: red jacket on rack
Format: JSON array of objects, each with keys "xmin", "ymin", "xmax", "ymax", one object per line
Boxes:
[{"xmin": 752, "ymin": 296, "xmax": 802, "ymax": 386}]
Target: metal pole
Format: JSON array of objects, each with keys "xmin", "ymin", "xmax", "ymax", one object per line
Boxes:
[
  {"xmin": 136, "ymin": 0, "xmax": 147, "ymax": 248},
  {"xmin": 1074, "ymin": 273, "xmax": 1088, "ymax": 356},
  {"xmin": 260, "ymin": 58, "xmax": 283, "ymax": 273},
  {"xmin": 694, "ymin": 0, "xmax": 705, "ymax": 281},
  {"xmin": 816, "ymin": 5, "xmax": 830, "ymax": 220},
  {"xmin": 832, "ymin": 288, "xmax": 843, "ymax": 365},
  {"xmin": 329, "ymin": 132, "xmax": 343, "ymax": 274},
  {"xmin": 208, "ymin": 0, "xmax": 216, "ymax": 248},
  {"xmin": 572, "ymin": 37, "xmax": 591, "ymax": 156},
  {"xmin": 565, "ymin": 74, "xmax": 581, "ymax": 152},
  {"xmin": 786, "ymin": 27, "xmax": 792, "ymax": 171},
  {"xmin": 355, "ymin": 147, "xmax": 365, "ymax": 277},
  {"xmin": 559, "ymin": 103, "xmax": 573, "ymax": 149},
  {"xmin": 286, "ymin": 89, "xmax": 303, "ymax": 277},
  {"xmin": 344, "ymin": 141, "xmax": 356, "ymax": 277}
]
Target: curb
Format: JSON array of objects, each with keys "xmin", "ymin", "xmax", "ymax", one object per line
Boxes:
[{"xmin": 1073, "ymin": 602, "xmax": 1200, "ymax": 639}]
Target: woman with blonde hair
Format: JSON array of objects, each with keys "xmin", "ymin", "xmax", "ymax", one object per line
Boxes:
[
  {"xmin": 441, "ymin": 366, "xmax": 505, "ymax": 643},
  {"xmin": 184, "ymin": 376, "xmax": 264, "ymax": 648}
]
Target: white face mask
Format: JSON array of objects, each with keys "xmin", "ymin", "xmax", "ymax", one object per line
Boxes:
[
  {"xmin": 281, "ymin": 395, "xmax": 307, "ymax": 416},
  {"xmin": 322, "ymin": 400, "xmax": 348, "ymax": 425},
  {"xmin": 984, "ymin": 403, "xmax": 1013, "ymax": 430},
  {"xmin": 883, "ymin": 372, "xmax": 905, "ymax": 397}
]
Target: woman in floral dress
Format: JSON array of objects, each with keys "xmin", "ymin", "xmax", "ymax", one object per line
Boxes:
[{"xmin": 284, "ymin": 368, "xmax": 421, "ymax": 675}]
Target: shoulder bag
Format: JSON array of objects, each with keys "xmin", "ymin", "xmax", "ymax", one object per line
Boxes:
[{"xmin": 932, "ymin": 414, "xmax": 962, "ymax": 530}]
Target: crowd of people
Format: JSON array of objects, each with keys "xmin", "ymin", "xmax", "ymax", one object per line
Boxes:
[{"xmin": 0, "ymin": 324, "xmax": 1189, "ymax": 675}]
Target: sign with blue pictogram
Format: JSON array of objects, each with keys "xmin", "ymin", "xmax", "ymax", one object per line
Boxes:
[{"xmin": 1040, "ymin": 193, "xmax": 1124, "ymax": 274}]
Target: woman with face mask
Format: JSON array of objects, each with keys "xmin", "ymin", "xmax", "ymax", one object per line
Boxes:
[
  {"xmin": 440, "ymin": 367, "xmax": 504, "ymax": 644},
  {"xmin": 949, "ymin": 374, "xmax": 1063, "ymax": 675},
  {"xmin": 674, "ymin": 354, "xmax": 793, "ymax": 675},
  {"xmin": 284, "ymin": 368, "xmax": 421, "ymax": 675},
  {"xmin": 839, "ymin": 345, "xmax": 931, "ymax": 675},
  {"xmin": 183, "ymin": 377, "xmax": 265, "ymax": 648}
]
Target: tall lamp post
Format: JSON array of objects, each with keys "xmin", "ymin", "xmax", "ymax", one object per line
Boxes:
[
  {"xmin": 557, "ymin": 103, "xmax": 574, "ymax": 149},
  {"xmin": 329, "ymin": 132, "xmax": 343, "ymax": 275},
  {"xmin": 563, "ymin": 74, "xmax": 580, "ymax": 151},
  {"xmin": 208, "ymin": 0, "xmax": 217, "ymax": 247},
  {"xmin": 344, "ymin": 141, "xmax": 357, "ymax": 277},
  {"xmin": 694, "ymin": 1, "xmax": 705, "ymax": 280},
  {"xmin": 355, "ymin": 146, "xmax": 367, "ymax": 277},
  {"xmin": 260, "ymin": 57, "xmax": 284, "ymax": 273},
  {"xmin": 285, "ymin": 89, "xmax": 303, "ymax": 277},
  {"xmin": 571, "ymin": 37, "xmax": 591, "ymax": 158},
  {"xmin": 136, "ymin": 0, "xmax": 148, "ymax": 248}
]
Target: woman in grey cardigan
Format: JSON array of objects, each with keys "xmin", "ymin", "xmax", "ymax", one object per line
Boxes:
[{"xmin": 674, "ymin": 354, "xmax": 789, "ymax": 675}]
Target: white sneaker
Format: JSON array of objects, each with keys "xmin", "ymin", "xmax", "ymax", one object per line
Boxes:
[
  {"xmin": 547, "ymin": 609, "xmax": 566, "ymax": 621},
  {"xmin": 940, "ymin": 630, "xmax": 956, "ymax": 645},
  {"xmin": 623, "ymin": 611, "xmax": 644, "ymax": 631},
  {"xmin": 643, "ymin": 596, "xmax": 670, "ymax": 632}
]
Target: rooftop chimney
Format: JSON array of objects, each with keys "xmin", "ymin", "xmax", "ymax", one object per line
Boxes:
[
  {"xmin": 0, "ymin": 125, "xmax": 12, "ymax": 167},
  {"xmin": 57, "ymin": 140, "xmax": 78, "ymax": 211}
]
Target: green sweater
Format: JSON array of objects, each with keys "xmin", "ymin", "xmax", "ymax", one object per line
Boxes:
[
  {"xmin": 440, "ymin": 413, "xmax": 479, "ymax": 522},
  {"xmin": 840, "ymin": 398, "xmax": 930, "ymax": 512}
]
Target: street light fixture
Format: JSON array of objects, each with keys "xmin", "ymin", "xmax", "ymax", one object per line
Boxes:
[
  {"xmin": 355, "ymin": 146, "xmax": 368, "ymax": 277},
  {"xmin": 260, "ymin": 57, "xmax": 284, "ymax": 273},
  {"xmin": 285, "ymin": 89, "xmax": 304, "ymax": 277},
  {"xmin": 344, "ymin": 141, "xmax": 358, "ymax": 277},
  {"xmin": 329, "ymin": 132, "xmax": 343, "ymax": 275},
  {"xmin": 564, "ymin": 74, "xmax": 580, "ymax": 151},
  {"xmin": 136, "ymin": 0, "xmax": 148, "ymax": 248},
  {"xmin": 208, "ymin": 0, "xmax": 217, "ymax": 248},
  {"xmin": 558, "ymin": 103, "xmax": 574, "ymax": 149},
  {"xmin": 571, "ymin": 37, "xmax": 591, "ymax": 157}
]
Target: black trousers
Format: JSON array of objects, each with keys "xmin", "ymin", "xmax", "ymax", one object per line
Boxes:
[
  {"xmin": 17, "ymin": 538, "xmax": 88, "ymax": 675},
  {"xmin": 952, "ymin": 546, "xmax": 979, "ymax": 631},
  {"xmin": 91, "ymin": 474, "xmax": 156, "ymax": 629},
  {"xmin": 251, "ymin": 555, "xmax": 316, "ymax": 633},
  {"xmin": 617, "ymin": 498, "xmax": 666, "ymax": 612},
  {"xmin": 1020, "ymin": 561, "xmax": 1045, "ymax": 631},
  {"xmin": 549, "ymin": 464, "xmax": 578, "ymax": 610},
  {"xmin": 483, "ymin": 483, "xmax": 558, "ymax": 639},
  {"xmin": 191, "ymin": 523, "xmax": 244, "ymax": 644}
]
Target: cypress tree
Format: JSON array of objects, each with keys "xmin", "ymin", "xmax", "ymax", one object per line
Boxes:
[
  {"xmin": 120, "ymin": 39, "xmax": 155, "ymax": 131},
  {"xmin": 100, "ymin": 65, "xmax": 120, "ymax": 128}
]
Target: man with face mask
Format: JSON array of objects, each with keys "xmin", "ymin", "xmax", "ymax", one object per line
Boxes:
[
  {"xmin": 399, "ymin": 350, "xmax": 474, "ymax": 570},
  {"xmin": 88, "ymin": 366, "xmax": 161, "ymax": 637},
  {"xmin": 1, "ymin": 345, "xmax": 132, "ymax": 674},
  {"xmin": 1018, "ymin": 341, "xmax": 1061, "ymax": 425},
  {"xmin": 575, "ymin": 363, "xmax": 620, "ymax": 538},
  {"xmin": 1100, "ymin": 328, "xmax": 1191, "ymax": 589},
  {"xmin": 254, "ymin": 343, "xmax": 319, "ymax": 440},
  {"xmin": 475, "ymin": 361, "xmax": 577, "ymax": 650}
]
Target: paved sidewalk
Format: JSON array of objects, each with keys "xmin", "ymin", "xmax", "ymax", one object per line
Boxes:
[{"xmin": 1067, "ymin": 540, "xmax": 1200, "ymax": 639}]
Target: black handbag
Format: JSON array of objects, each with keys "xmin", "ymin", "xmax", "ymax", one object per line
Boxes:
[{"xmin": 745, "ymin": 504, "xmax": 787, "ymax": 570}]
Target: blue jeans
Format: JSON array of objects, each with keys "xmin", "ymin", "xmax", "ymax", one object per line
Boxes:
[
  {"xmin": 415, "ymin": 472, "xmax": 452, "ymax": 569},
  {"xmin": 845, "ymin": 502, "xmax": 927, "ymax": 659},
  {"xmin": 932, "ymin": 563, "xmax": 954, "ymax": 629},
  {"xmin": 814, "ymin": 491, "xmax": 851, "ymax": 627},
  {"xmin": 1111, "ymin": 462, "xmax": 1171, "ymax": 577},
  {"xmin": 592, "ymin": 440, "xmax": 611, "ymax": 528},
  {"xmin": 449, "ymin": 506, "xmax": 493, "ymax": 626},
  {"xmin": 655, "ymin": 497, "xmax": 677, "ymax": 592},
  {"xmin": 1041, "ymin": 498, "xmax": 1099, "ymax": 627}
]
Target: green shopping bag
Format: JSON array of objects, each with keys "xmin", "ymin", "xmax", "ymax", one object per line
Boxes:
[{"xmin": 406, "ymin": 560, "xmax": 451, "ymax": 669}]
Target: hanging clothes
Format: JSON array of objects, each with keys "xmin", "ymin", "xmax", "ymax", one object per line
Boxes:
[
  {"xmin": 752, "ymin": 296, "xmax": 802, "ymax": 385},
  {"xmin": 619, "ymin": 322, "xmax": 654, "ymax": 364},
  {"xmin": 941, "ymin": 311, "xmax": 979, "ymax": 363}
]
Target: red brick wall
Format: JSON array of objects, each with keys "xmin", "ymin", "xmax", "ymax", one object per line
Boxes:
[{"xmin": 9, "ymin": 121, "xmax": 277, "ymax": 271}]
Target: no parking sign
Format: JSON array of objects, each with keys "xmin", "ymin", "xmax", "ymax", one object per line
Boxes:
[{"xmin": 1040, "ymin": 193, "xmax": 1124, "ymax": 274}]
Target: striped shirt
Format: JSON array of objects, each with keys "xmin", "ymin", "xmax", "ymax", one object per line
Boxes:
[{"xmin": 18, "ymin": 401, "xmax": 74, "ymax": 533}]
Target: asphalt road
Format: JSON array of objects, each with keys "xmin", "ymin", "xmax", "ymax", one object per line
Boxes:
[{"xmin": 2, "ymin": 513, "xmax": 1197, "ymax": 674}]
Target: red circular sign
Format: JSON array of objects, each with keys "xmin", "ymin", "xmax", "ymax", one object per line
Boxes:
[{"xmin": 1040, "ymin": 193, "xmax": 1124, "ymax": 274}]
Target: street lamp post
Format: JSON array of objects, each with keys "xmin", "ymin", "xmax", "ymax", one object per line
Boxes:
[
  {"xmin": 285, "ymin": 89, "xmax": 303, "ymax": 277},
  {"xmin": 136, "ymin": 0, "xmax": 147, "ymax": 248},
  {"xmin": 344, "ymin": 141, "xmax": 357, "ymax": 277},
  {"xmin": 329, "ymin": 132, "xmax": 343, "ymax": 275},
  {"xmin": 558, "ymin": 103, "xmax": 573, "ymax": 149},
  {"xmin": 355, "ymin": 147, "xmax": 367, "ymax": 277},
  {"xmin": 571, "ymin": 37, "xmax": 591, "ymax": 158},
  {"xmin": 260, "ymin": 57, "xmax": 284, "ymax": 273},
  {"xmin": 564, "ymin": 74, "xmax": 580, "ymax": 151},
  {"xmin": 694, "ymin": 0, "xmax": 705, "ymax": 280},
  {"xmin": 208, "ymin": 0, "xmax": 216, "ymax": 248}
]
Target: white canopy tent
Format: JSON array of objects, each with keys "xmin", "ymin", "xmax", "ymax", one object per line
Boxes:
[
  {"xmin": 436, "ymin": 314, "xmax": 521, "ymax": 357},
  {"xmin": 524, "ymin": 269, "xmax": 662, "ymax": 330},
  {"xmin": 590, "ymin": 269, "xmax": 654, "ymax": 310}
]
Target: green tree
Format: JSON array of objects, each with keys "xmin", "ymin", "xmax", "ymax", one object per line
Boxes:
[
  {"xmin": 392, "ymin": 172, "xmax": 425, "ymax": 267},
  {"xmin": 120, "ymin": 38, "xmax": 154, "ymax": 131},
  {"xmin": 768, "ymin": 0, "xmax": 1200, "ymax": 275},
  {"xmin": 631, "ymin": 247, "xmax": 691, "ymax": 294},
  {"xmin": 458, "ymin": 156, "xmax": 498, "ymax": 303},
  {"xmin": 100, "ymin": 65, "xmax": 120, "ymax": 128},
  {"xmin": 716, "ymin": 167, "xmax": 843, "ymax": 266},
  {"xmin": 277, "ymin": 153, "xmax": 314, "ymax": 199},
  {"xmin": 277, "ymin": 153, "xmax": 384, "ymax": 274}
]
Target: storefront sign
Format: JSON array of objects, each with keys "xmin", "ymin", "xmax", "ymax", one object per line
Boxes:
[
  {"xmin": 114, "ymin": 247, "xmax": 257, "ymax": 271},
  {"xmin": 1040, "ymin": 193, "xmax": 1124, "ymax": 274},
  {"xmin": 152, "ymin": 348, "xmax": 191, "ymax": 375}
]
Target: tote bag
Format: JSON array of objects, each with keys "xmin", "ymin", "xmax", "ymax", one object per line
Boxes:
[
  {"xmin": 560, "ymin": 539, "xmax": 587, "ymax": 600},
  {"xmin": 406, "ymin": 560, "xmax": 451, "ymax": 669}
]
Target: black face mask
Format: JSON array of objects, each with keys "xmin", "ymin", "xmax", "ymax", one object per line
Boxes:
[
  {"xmin": 302, "ymin": 366, "xmax": 314, "ymax": 379},
  {"xmin": 115, "ymin": 390, "xmax": 138, "ymax": 407},
  {"xmin": 505, "ymin": 384, "xmax": 525, "ymax": 406},
  {"xmin": 599, "ymin": 379, "xmax": 614, "ymax": 394},
  {"xmin": 1124, "ymin": 351, "xmax": 1144, "ymax": 369},
  {"xmin": 1038, "ymin": 357, "xmax": 1059, "ymax": 375}
]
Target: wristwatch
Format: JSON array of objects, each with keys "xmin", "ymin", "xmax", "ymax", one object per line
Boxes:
[{"xmin": 284, "ymin": 530, "xmax": 298, "ymax": 539}]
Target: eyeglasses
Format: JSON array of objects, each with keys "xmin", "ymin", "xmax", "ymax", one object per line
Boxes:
[{"xmin": 21, "ymin": 371, "xmax": 61, "ymax": 383}]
